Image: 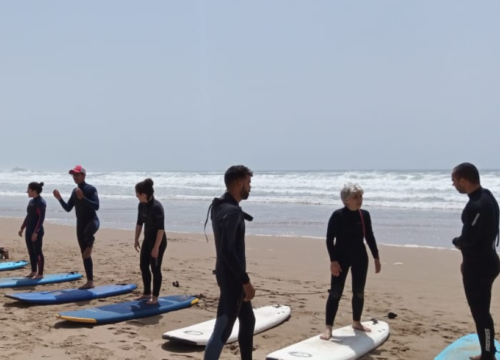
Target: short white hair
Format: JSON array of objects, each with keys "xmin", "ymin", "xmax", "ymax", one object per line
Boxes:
[{"xmin": 340, "ymin": 183, "xmax": 364, "ymax": 203}]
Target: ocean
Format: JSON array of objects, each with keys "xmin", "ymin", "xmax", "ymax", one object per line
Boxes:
[{"xmin": 1, "ymin": 170, "xmax": 499, "ymax": 249}]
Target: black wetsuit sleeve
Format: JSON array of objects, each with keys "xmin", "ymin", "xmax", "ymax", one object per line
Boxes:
[
  {"xmin": 136, "ymin": 204, "xmax": 144, "ymax": 227},
  {"xmin": 221, "ymin": 212, "xmax": 250, "ymax": 284},
  {"xmin": 153, "ymin": 202, "xmax": 165, "ymax": 231},
  {"xmin": 364, "ymin": 211, "xmax": 380, "ymax": 259},
  {"xmin": 453, "ymin": 202, "xmax": 482, "ymax": 249},
  {"xmin": 326, "ymin": 211, "xmax": 339, "ymax": 262},
  {"xmin": 82, "ymin": 186, "xmax": 99, "ymax": 211},
  {"xmin": 59, "ymin": 190, "xmax": 76, "ymax": 212},
  {"xmin": 34, "ymin": 201, "xmax": 46, "ymax": 233}
]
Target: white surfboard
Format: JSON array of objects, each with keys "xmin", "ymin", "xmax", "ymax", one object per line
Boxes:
[
  {"xmin": 163, "ymin": 304, "xmax": 291, "ymax": 345},
  {"xmin": 266, "ymin": 319, "xmax": 389, "ymax": 360}
]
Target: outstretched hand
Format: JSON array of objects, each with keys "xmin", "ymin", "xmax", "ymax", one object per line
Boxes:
[{"xmin": 53, "ymin": 189, "xmax": 62, "ymax": 201}]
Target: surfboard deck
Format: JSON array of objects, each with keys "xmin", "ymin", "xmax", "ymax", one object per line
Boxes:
[
  {"xmin": 57, "ymin": 294, "xmax": 199, "ymax": 324},
  {"xmin": 163, "ymin": 304, "xmax": 291, "ymax": 345},
  {"xmin": 5, "ymin": 284, "xmax": 138, "ymax": 304},
  {"xmin": 0, "ymin": 260, "xmax": 29, "ymax": 271},
  {"xmin": 0, "ymin": 272, "xmax": 83, "ymax": 288},
  {"xmin": 434, "ymin": 333, "xmax": 500, "ymax": 359},
  {"xmin": 266, "ymin": 319, "xmax": 389, "ymax": 360}
]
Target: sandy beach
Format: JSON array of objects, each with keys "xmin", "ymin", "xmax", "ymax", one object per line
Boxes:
[{"xmin": 1, "ymin": 217, "xmax": 499, "ymax": 360}]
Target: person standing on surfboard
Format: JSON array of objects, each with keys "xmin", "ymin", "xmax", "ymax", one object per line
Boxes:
[
  {"xmin": 321, "ymin": 183, "xmax": 381, "ymax": 340},
  {"xmin": 451, "ymin": 163, "xmax": 500, "ymax": 360},
  {"xmin": 18, "ymin": 181, "xmax": 46, "ymax": 279},
  {"xmin": 134, "ymin": 178, "xmax": 167, "ymax": 305},
  {"xmin": 204, "ymin": 165, "xmax": 256, "ymax": 360},
  {"xmin": 53, "ymin": 165, "xmax": 100, "ymax": 290}
]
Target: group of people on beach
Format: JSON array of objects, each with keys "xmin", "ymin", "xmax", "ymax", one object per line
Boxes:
[{"xmin": 7, "ymin": 162, "xmax": 499, "ymax": 360}]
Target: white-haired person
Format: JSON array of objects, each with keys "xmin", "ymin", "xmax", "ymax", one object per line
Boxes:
[{"xmin": 320, "ymin": 183, "xmax": 382, "ymax": 340}]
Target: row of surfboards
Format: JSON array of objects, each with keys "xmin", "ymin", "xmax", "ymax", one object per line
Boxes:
[{"xmin": 1, "ymin": 260, "xmax": 494, "ymax": 359}]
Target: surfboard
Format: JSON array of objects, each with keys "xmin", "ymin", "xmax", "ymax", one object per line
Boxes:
[
  {"xmin": 57, "ymin": 294, "xmax": 199, "ymax": 324},
  {"xmin": 163, "ymin": 304, "xmax": 291, "ymax": 345},
  {"xmin": 0, "ymin": 260, "xmax": 28, "ymax": 271},
  {"xmin": 266, "ymin": 319, "xmax": 389, "ymax": 360},
  {"xmin": 0, "ymin": 272, "xmax": 83, "ymax": 288},
  {"xmin": 5, "ymin": 284, "xmax": 138, "ymax": 304},
  {"xmin": 434, "ymin": 333, "xmax": 500, "ymax": 359}
]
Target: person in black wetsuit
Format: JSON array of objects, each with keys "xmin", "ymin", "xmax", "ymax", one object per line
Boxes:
[
  {"xmin": 320, "ymin": 182, "xmax": 381, "ymax": 340},
  {"xmin": 18, "ymin": 181, "xmax": 46, "ymax": 279},
  {"xmin": 204, "ymin": 165, "xmax": 256, "ymax": 360},
  {"xmin": 451, "ymin": 163, "xmax": 500, "ymax": 360},
  {"xmin": 134, "ymin": 178, "xmax": 167, "ymax": 305},
  {"xmin": 53, "ymin": 165, "xmax": 100, "ymax": 290}
]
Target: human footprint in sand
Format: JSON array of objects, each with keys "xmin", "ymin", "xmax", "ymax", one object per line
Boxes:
[
  {"xmin": 134, "ymin": 178, "xmax": 167, "ymax": 306},
  {"xmin": 320, "ymin": 183, "xmax": 382, "ymax": 341},
  {"xmin": 18, "ymin": 181, "xmax": 46, "ymax": 280}
]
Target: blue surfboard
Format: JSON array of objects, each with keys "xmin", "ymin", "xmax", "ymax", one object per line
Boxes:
[
  {"xmin": 57, "ymin": 294, "xmax": 199, "ymax": 324},
  {"xmin": 5, "ymin": 284, "xmax": 138, "ymax": 304},
  {"xmin": 0, "ymin": 260, "xmax": 29, "ymax": 271},
  {"xmin": 435, "ymin": 333, "xmax": 500, "ymax": 359},
  {"xmin": 0, "ymin": 272, "xmax": 83, "ymax": 288}
]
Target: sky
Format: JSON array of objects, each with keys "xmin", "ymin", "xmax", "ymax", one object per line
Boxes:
[{"xmin": 0, "ymin": 0, "xmax": 499, "ymax": 172}]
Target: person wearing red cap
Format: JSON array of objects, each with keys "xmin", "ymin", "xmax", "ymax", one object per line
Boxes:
[{"xmin": 53, "ymin": 165, "xmax": 100, "ymax": 289}]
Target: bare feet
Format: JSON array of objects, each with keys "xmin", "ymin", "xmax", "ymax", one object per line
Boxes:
[
  {"xmin": 136, "ymin": 294, "xmax": 152, "ymax": 301},
  {"xmin": 78, "ymin": 281, "xmax": 95, "ymax": 290},
  {"xmin": 24, "ymin": 272, "xmax": 37, "ymax": 278},
  {"xmin": 320, "ymin": 326, "xmax": 333, "ymax": 340},
  {"xmin": 32, "ymin": 274, "xmax": 44, "ymax": 279},
  {"xmin": 352, "ymin": 321, "xmax": 372, "ymax": 332},
  {"xmin": 146, "ymin": 296, "xmax": 159, "ymax": 305}
]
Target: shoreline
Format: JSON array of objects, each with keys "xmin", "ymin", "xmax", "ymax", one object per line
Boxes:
[{"xmin": 0, "ymin": 215, "xmax": 460, "ymax": 252}]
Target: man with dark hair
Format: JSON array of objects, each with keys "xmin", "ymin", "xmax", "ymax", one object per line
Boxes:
[
  {"xmin": 452, "ymin": 162, "xmax": 500, "ymax": 360},
  {"xmin": 53, "ymin": 165, "xmax": 100, "ymax": 290},
  {"xmin": 204, "ymin": 165, "xmax": 255, "ymax": 360}
]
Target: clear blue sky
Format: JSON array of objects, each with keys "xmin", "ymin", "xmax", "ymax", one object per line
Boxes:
[{"xmin": 1, "ymin": 1, "xmax": 499, "ymax": 171}]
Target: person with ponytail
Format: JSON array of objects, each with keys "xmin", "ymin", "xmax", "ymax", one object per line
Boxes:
[
  {"xmin": 18, "ymin": 182, "xmax": 46, "ymax": 279},
  {"xmin": 134, "ymin": 178, "xmax": 167, "ymax": 305}
]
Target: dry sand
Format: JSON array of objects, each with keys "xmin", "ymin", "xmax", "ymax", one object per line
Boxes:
[{"xmin": 1, "ymin": 217, "xmax": 499, "ymax": 360}]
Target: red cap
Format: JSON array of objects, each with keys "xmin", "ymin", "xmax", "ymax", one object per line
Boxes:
[{"xmin": 69, "ymin": 165, "xmax": 86, "ymax": 175}]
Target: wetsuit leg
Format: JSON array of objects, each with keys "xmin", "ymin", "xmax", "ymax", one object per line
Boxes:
[
  {"xmin": 33, "ymin": 230, "xmax": 44, "ymax": 275},
  {"xmin": 463, "ymin": 262, "xmax": 500, "ymax": 360},
  {"xmin": 204, "ymin": 285, "xmax": 243, "ymax": 360},
  {"xmin": 237, "ymin": 300, "xmax": 256, "ymax": 360},
  {"xmin": 325, "ymin": 260, "xmax": 350, "ymax": 326},
  {"xmin": 25, "ymin": 232, "xmax": 37, "ymax": 273},
  {"xmin": 150, "ymin": 239, "xmax": 167, "ymax": 297},
  {"xmin": 351, "ymin": 251, "xmax": 369, "ymax": 322},
  {"xmin": 77, "ymin": 219, "xmax": 99, "ymax": 281},
  {"xmin": 140, "ymin": 240, "xmax": 153, "ymax": 295}
]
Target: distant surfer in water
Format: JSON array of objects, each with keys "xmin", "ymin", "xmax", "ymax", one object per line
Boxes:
[
  {"xmin": 18, "ymin": 181, "xmax": 46, "ymax": 279},
  {"xmin": 321, "ymin": 183, "xmax": 381, "ymax": 340},
  {"xmin": 53, "ymin": 165, "xmax": 100, "ymax": 289},
  {"xmin": 134, "ymin": 178, "xmax": 167, "ymax": 305}
]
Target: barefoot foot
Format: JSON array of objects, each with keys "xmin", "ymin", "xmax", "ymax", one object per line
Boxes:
[
  {"xmin": 146, "ymin": 296, "xmax": 159, "ymax": 305},
  {"xmin": 320, "ymin": 327, "xmax": 333, "ymax": 340},
  {"xmin": 136, "ymin": 294, "xmax": 152, "ymax": 301},
  {"xmin": 78, "ymin": 281, "xmax": 95, "ymax": 290},
  {"xmin": 24, "ymin": 272, "xmax": 36, "ymax": 278},
  {"xmin": 352, "ymin": 322, "xmax": 372, "ymax": 332}
]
